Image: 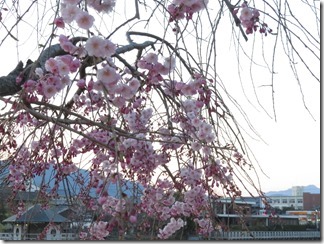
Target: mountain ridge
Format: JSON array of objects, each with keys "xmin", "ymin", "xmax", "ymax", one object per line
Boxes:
[{"xmin": 265, "ymin": 184, "xmax": 320, "ymax": 196}]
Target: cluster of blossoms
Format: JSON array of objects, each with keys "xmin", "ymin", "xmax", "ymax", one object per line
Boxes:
[
  {"xmin": 70, "ymin": 130, "xmax": 114, "ymax": 157},
  {"xmin": 205, "ymin": 160, "xmax": 239, "ymax": 195},
  {"xmin": 58, "ymin": 35, "xmax": 87, "ymax": 58},
  {"xmin": 7, "ymin": 146, "xmax": 32, "ymax": 191},
  {"xmin": 58, "ymin": 0, "xmax": 115, "ymax": 30},
  {"xmin": 121, "ymin": 134, "xmax": 169, "ymax": 183},
  {"xmin": 88, "ymin": 221, "xmax": 110, "ymax": 240},
  {"xmin": 234, "ymin": 1, "xmax": 272, "ymax": 35},
  {"xmin": 123, "ymin": 108, "xmax": 153, "ymax": 132},
  {"xmin": 98, "ymin": 195, "xmax": 126, "ymax": 216},
  {"xmin": 167, "ymin": 0, "xmax": 209, "ymax": 22},
  {"xmin": 74, "ymin": 68, "xmax": 138, "ymax": 111},
  {"xmin": 183, "ymin": 185, "xmax": 208, "ymax": 214},
  {"xmin": 157, "ymin": 218, "xmax": 185, "ymax": 239},
  {"xmin": 140, "ymin": 179, "xmax": 212, "ymax": 239},
  {"xmin": 194, "ymin": 218, "xmax": 214, "ymax": 237},
  {"xmin": 137, "ymin": 52, "xmax": 176, "ymax": 86},
  {"xmin": 157, "ymin": 128, "xmax": 183, "ymax": 150},
  {"xmin": 179, "ymin": 166, "xmax": 202, "ymax": 186},
  {"xmin": 140, "ymin": 180, "xmax": 176, "ymax": 220},
  {"xmin": 93, "ymin": 66, "xmax": 140, "ymax": 108},
  {"xmin": 44, "ymin": 55, "xmax": 80, "ymax": 75},
  {"xmin": 169, "ymin": 201, "xmax": 191, "ymax": 217},
  {"xmin": 85, "ymin": 36, "xmax": 117, "ymax": 58},
  {"xmin": 93, "ymin": 64, "xmax": 121, "ymax": 93},
  {"xmin": 23, "ymin": 54, "xmax": 80, "ymax": 99},
  {"xmin": 178, "ymin": 98, "xmax": 216, "ymax": 144},
  {"xmin": 174, "ymin": 76, "xmax": 206, "ymax": 96}
]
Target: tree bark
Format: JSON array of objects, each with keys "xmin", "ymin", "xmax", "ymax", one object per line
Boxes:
[
  {"xmin": 0, "ymin": 34, "xmax": 155, "ymax": 97},
  {"xmin": 0, "ymin": 61, "xmax": 26, "ymax": 97},
  {"xmin": 0, "ymin": 43, "xmax": 67, "ymax": 97}
]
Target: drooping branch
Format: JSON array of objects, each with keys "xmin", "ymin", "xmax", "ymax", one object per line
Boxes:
[{"xmin": 223, "ymin": 0, "xmax": 248, "ymax": 42}]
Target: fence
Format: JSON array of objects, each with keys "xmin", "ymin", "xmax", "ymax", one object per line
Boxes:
[
  {"xmin": 222, "ymin": 231, "xmax": 320, "ymax": 240},
  {"xmin": 0, "ymin": 230, "xmax": 321, "ymax": 240},
  {"xmin": 0, "ymin": 232, "xmax": 77, "ymax": 240}
]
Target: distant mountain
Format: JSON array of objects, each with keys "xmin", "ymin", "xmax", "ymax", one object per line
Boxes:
[
  {"xmin": 303, "ymin": 185, "xmax": 321, "ymax": 194},
  {"xmin": 0, "ymin": 162, "xmax": 144, "ymax": 200},
  {"xmin": 265, "ymin": 185, "xmax": 320, "ymax": 196}
]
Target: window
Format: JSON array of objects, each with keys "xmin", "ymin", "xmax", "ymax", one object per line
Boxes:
[
  {"xmin": 282, "ymin": 199, "xmax": 287, "ymax": 203},
  {"xmin": 297, "ymin": 199, "xmax": 303, "ymax": 203},
  {"xmin": 289, "ymin": 199, "xmax": 295, "ymax": 203},
  {"xmin": 51, "ymin": 229, "xmax": 57, "ymax": 237},
  {"xmin": 273, "ymin": 199, "xmax": 280, "ymax": 204}
]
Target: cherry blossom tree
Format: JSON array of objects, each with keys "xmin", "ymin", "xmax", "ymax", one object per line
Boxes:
[{"xmin": 0, "ymin": 0, "xmax": 319, "ymax": 240}]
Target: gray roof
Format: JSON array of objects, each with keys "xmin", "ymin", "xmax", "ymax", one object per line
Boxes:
[{"xmin": 3, "ymin": 204, "xmax": 69, "ymax": 223}]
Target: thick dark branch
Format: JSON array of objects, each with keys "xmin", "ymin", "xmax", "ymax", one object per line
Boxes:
[
  {"xmin": 0, "ymin": 61, "xmax": 25, "ymax": 96},
  {"xmin": 0, "ymin": 46, "xmax": 67, "ymax": 97},
  {"xmin": 0, "ymin": 37, "xmax": 87, "ymax": 97},
  {"xmin": 0, "ymin": 35, "xmax": 156, "ymax": 98}
]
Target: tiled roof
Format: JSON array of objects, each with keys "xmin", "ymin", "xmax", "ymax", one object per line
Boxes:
[{"xmin": 3, "ymin": 204, "xmax": 69, "ymax": 223}]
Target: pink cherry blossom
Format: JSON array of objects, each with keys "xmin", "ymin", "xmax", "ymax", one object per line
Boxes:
[
  {"xmin": 23, "ymin": 79, "xmax": 37, "ymax": 93},
  {"xmin": 42, "ymin": 83, "xmax": 57, "ymax": 98},
  {"xmin": 35, "ymin": 67, "xmax": 44, "ymax": 77},
  {"xmin": 53, "ymin": 17, "xmax": 65, "ymax": 28},
  {"xmin": 59, "ymin": 54, "xmax": 73, "ymax": 65},
  {"xmin": 88, "ymin": 0, "xmax": 116, "ymax": 13},
  {"xmin": 69, "ymin": 59, "xmax": 81, "ymax": 72},
  {"xmin": 97, "ymin": 65, "xmax": 120, "ymax": 85},
  {"xmin": 194, "ymin": 218, "xmax": 214, "ymax": 237},
  {"xmin": 89, "ymin": 221, "xmax": 110, "ymax": 240},
  {"xmin": 57, "ymin": 60, "xmax": 70, "ymax": 76},
  {"xmin": 59, "ymin": 35, "xmax": 78, "ymax": 53},
  {"xmin": 85, "ymin": 36, "xmax": 117, "ymax": 58},
  {"xmin": 60, "ymin": 75, "xmax": 71, "ymax": 87},
  {"xmin": 191, "ymin": 0, "xmax": 209, "ymax": 12},
  {"xmin": 76, "ymin": 79, "xmax": 86, "ymax": 88},
  {"xmin": 191, "ymin": 141, "xmax": 202, "ymax": 151},
  {"xmin": 240, "ymin": 7, "xmax": 253, "ymax": 21},
  {"xmin": 128, "ymin": 78, "xmax": 140, "ymax": 91},
  {"xmin": 157, "ymin": 218, "xmax": 184, "ymax": 239},
  {"xmin": 115, "ymin": 84, "xmax": 133, "ymax": 99},
  {"xmin": 102, "ymin": 39, "xmax": 116, "ymax": 57},
  {"xmin": 143, "ymin": 52, "xmax": 159, "ymax": 64},
  {"xmin": 129, "ymin": 215, "xmax": 137, "ymax": 223},
  {"xmin": 61, "ymin": 4, "xmax": 80, "ymax": 24},
  {"xmin": 45, "ymin": 58, "xmax": 59, "ymax": 74},
  {"xmin": 75, "ymin": 10, "xmax": 95, "ymax": 29},
  {"xmin": 112, "ymin": 96, "xmax": 126, "ymax": 108},
  {"xmin": 85, "ymin": 36, "xmax": 104, "ymax": 57},
  {"xmin": 163, "ymin": 56, "xmax": 176, "ymax": 72}
]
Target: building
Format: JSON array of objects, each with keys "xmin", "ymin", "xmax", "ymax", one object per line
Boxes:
[
  {"xmin": 292, "ymin": 186, "xmax": 304, "ymax": 196},
  {"xmin": 286, "ymin": 210, "xmax": 320, "ymax": 228},
  {"xmin": 212, "ymin": 197, "xmax": 300, "ymax": 230},
  {"xmin": 303, "ymin": 192, "xmax": 320, "ymax": 210},
  {"xmin": 2, "ymin": 204, "xmax": 72, "ymax": 240},
  {"xmin": 266, "ymin": 195, "xmax": 303, "ymax": 210},
  {"xmin": 265, "ymin": 185, "xmax": 320, "ymax": 211}
]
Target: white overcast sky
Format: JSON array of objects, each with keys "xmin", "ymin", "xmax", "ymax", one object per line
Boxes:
[{"xmin": 0, "ymin": 0, "xmax": 320, "ymax": 195}]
